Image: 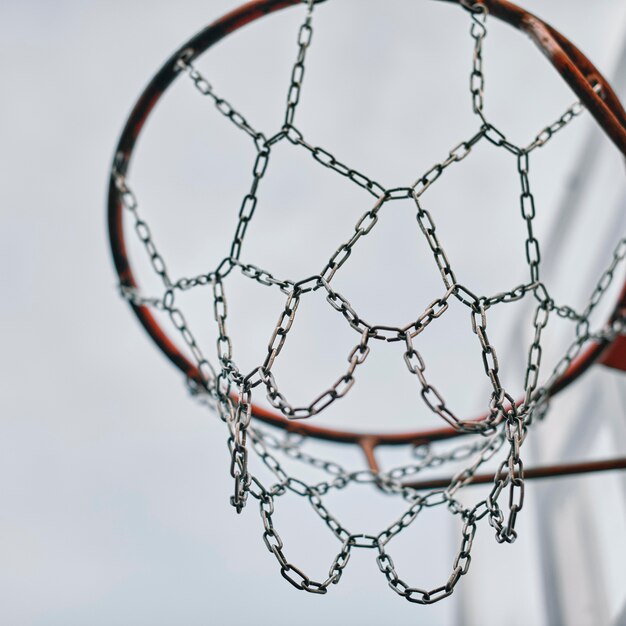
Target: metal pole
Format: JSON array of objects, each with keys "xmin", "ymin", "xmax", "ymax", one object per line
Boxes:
[{"xmin": 404, "ymin": 457, "xmax": 626, "ymax": 490}]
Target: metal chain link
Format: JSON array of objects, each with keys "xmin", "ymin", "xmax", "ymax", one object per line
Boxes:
[
  {"xmin": 284, "ymin": 0, "xmax": 316, "ymax": 127},
  {"xmin": 518, "ymin": 152, "xmax": 541, "ymax": 282},
  {"xmin": 412, "ymin": 129, "xmax": 485, "ymax": 197},
  {"xmin": 254, "ymin": 486, "xmax": 352, "ymax": 594},
  {"xmin": 259, "ymin": 287, "xmax": 371, "ymax": 418},
  {"xmin": 113, "ymin": 169, "xmax": 172, "ymax": 289},
  {"xmin": 526, "ymin": 83, "xmax": 604, "ymax": 153},
  {"xmin": 293, "ymin": 131, "xmax": 387, "ymax": 197},
  {"xmin": 467, "ymin": 2, "xmax": 488, "ymax": 123},
  {"xmin": 176, "ymin": 50, "xmax": 263, "ymax": 145},
  {"xmin": 211, "ymin": 275, "xmax": 253, "ymax": 511},
  {"xmin": 230, "ymin": 139, "xmax": 272, "ymax": 260}
]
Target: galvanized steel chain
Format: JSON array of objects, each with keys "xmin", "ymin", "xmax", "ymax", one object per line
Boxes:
[
  {"xmin": 176, "ymin": 49, "xmax": 263, "ymax": 145},
  {"xmin": 467, "ymin": 1, "xmax": 488, "ymax": 122},
  {"xmin": 245, "ymin": 421, "xmax": 506, "ymax": 600},
  {"xmin": 285, "ymin": 0, "xmax": 316, "ymax": 127},
  {"xmin": 114, "ymin": 0, "xmax": 626, "ymax": 606}
]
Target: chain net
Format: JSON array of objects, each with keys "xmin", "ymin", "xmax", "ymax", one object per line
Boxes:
[{"xmin": 113, "ymin": 0, "xmax": 626, "ymax": 604}]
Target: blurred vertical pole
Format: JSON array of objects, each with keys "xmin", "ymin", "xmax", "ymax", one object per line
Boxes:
[{"xmin": 536, "ymin": 14, "xmax": 626, "ymax": 623}]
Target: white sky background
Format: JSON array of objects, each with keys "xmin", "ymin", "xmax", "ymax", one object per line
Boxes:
[{"xmin": 1, "ymin": 1, "xmax": 626, "ymax": 625}]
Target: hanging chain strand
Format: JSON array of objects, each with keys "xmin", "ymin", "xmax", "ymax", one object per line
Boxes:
[
  {"xmin": 176, "ymin": 51, "xmax": 263, "ymax": 145},
  {"xmin": 285, "ymin": 0, "xmax": 316, "ymax": 128},
  {"xmin": 467, "ymin": 2, "xmax": 488, "ymax": 123}
]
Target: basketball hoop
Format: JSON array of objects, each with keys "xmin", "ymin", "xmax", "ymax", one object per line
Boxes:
[{"xmin": 108, "ymin": 0, "xmax": 626, "ymax": 604}]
